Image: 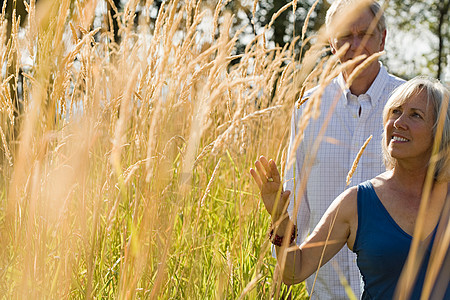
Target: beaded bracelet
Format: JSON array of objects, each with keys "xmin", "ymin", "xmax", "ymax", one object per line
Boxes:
[{"xmin": 269, "ymin": 224, "xmax": 297, "ymax": 247}]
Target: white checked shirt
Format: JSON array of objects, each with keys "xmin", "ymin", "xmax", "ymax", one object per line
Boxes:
[{"xmin": 284, "ymin": 64, "xmax": 404, "ymax": 299}]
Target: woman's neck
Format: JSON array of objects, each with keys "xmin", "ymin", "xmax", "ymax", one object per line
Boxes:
[{"xmin": 389, "ymin": 167, "xmax": 429, "ymax": 198}]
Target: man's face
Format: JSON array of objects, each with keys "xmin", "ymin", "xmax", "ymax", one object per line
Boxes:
[{"xmin": 330, "ymin": 8, "xmax": 386, "ymax": 73}]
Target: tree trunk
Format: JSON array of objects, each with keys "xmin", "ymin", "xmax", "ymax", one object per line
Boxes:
[{"xmin": 437, "ymin": 0, "xmax": 449, "ymax": 80}]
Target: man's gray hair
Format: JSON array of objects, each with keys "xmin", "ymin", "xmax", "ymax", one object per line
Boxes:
[{"xmin": 325, "ymin": 0, "xmax": 386, "ymax": 34}]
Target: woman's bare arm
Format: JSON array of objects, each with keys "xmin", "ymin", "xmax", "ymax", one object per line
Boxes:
[
  {"xmin": 250, "ymin": 155, "xmax": 358, "ymax": 285},
  {"xmin": 274, "ymin": 188, "xmax": 358, "ymax": 285}
]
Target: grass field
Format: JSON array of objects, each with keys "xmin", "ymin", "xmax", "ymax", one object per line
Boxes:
[
  {"xmin": 0, "ymin": 0, "xmax": 447, "ymax": 299},
  {"xmin": 0, "ymin": 0, "xmax": 313, "ymax": 298}
]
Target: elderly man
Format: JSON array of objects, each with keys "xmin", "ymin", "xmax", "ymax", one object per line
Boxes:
[{"xmin": 282, "ymin": 0, "xmax": 404, "ymax": 299}]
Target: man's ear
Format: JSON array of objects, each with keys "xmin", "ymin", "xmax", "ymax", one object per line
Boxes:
[
  {"xmin": 329, "ymin": 37, "xmax": 337, "ymax": 54},
  {"xmin": 379, "ymin": 29, "xmax": 387, "ymax": 51}
]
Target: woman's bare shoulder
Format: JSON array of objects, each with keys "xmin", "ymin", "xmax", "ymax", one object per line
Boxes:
[
  {"xmin": 331, "ymin": 186, "xmax": 358, "ymax": 220},
  {"xmin": 370, "ymin": 171, "xmax": 392, "ymax": 188}
]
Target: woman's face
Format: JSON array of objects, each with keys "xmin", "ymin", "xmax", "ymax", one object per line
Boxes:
[{"xmin": 384, "ymin": 91, "xmax": 436, "ymax": 166}]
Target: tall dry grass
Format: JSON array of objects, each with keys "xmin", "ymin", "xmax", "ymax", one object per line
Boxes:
[
  {"xmin": 0, "ymin": 0, "xmax": 309, "ymax": 298},
  {"xmin": 0, "ymin": 0, "xmax": 447, "ymax": 299}
]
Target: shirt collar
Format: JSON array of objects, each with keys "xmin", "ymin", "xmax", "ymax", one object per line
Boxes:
[{"xmin": 338, "ymin": 62, "xmax": 389, "ymax": 107}]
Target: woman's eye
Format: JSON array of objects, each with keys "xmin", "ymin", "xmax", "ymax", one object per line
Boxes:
[
  {"xmin": 392, "ymin": 109, "xmax": 401, "ymax": 114},
  {"xmin": 412, "ymin": 112, "xmax": 423, "ymax": 119}
]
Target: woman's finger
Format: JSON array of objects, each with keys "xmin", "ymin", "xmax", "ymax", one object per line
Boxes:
[
  {"xmin": 281, "ymin": 190, "xmax": 291, "ymax": 200},
  {"xmin": 249, "ymin": 168, "xmax": 263, "ymax": 189},
  {"xmin": 269, "ymin": 159, "xmax": 281, "ymax": 183},
  {"xmin": 260, "ymin": 156, "xmax": 274, "ymax": 181},
  {"xmin": 260, "ymin": 156, "xmax": 270, "ymax": 172},
  {"xmin": 255, "ymin": 159, "xmax": 268, "ymax": 183}
]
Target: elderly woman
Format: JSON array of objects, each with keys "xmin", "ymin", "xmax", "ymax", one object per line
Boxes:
[{"xmin": 250, "ymin": 76, "xmax": 449, "ymax": 299}]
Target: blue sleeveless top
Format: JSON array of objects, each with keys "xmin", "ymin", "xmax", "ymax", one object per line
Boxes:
[{"xmin": 353, "ymin": 181, "xmax": 450, "ymax": 299}]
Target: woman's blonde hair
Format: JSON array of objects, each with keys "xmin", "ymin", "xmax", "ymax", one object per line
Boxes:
[{"xmin": 382, "ymin": 76, "xmax": 450, "ymax": 181}]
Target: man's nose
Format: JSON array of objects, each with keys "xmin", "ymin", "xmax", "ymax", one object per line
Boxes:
[{"xmin": 349, "ymin": 34, "xmax": 362, "ymax": 50}]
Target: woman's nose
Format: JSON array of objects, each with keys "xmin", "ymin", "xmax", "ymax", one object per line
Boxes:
[{"xmin": 393, "ymin": 114, "xmax": 407, "ymax": 129}]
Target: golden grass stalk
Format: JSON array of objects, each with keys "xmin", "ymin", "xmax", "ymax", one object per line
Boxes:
[
  {"xmin": 332, "ymin": 261, "xmax": 358, "ymax": 300},
  {"xmin": 346, "ymin": 135, "xmax": 372, "ymax": 186},
  {"xmin": 301, "ymin": 0, "xmax": 319, "ymax": 42},
  {"xmin": 0, "ymin": 75, "xmax": 15, "ymax": 123},
  {"xmin": 199, "ymin": 157, "xmax": 221, "ymax": 208},
  {"xmin": 0, "ymin": 123, "xmax": 12, "ymax": 166},
  {"xmin": 238, "ymin": 273, "xmax": 263, "ymax": 299},
  {"xmin": 111, "ymin": 66, "xmax": 140, "ymax": 176},
  {"xmin": 268, "ymin": 2, "xmax": 293, "ymax": 29},
  {"xmin": 420, "ymin": 197, "xmax": 450, "ymax": 300},
  {"xmin": 212, "ymin": 0, "xmax": 223, "ymax": 41},
  {"xmin": 252, "ymin": 0, "xmax": 258, "ymax": 24},
  {"xmin": 345, "ymin": 50, "xmax": 386, "ymax": 89}
]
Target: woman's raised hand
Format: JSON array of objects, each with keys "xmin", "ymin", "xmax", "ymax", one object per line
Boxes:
[{"xmin": 250, "ymin": 155, "xmax": 291, "ymax": 220}]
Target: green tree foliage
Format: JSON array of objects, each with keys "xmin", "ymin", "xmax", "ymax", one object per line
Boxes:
[
  {"xmin": 223, "ymin": 0, "xmax": 330, "ymax": 58},
  {"xmin": 384, "ymin": 0, "xmax": 449, "ymax": 80}
]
